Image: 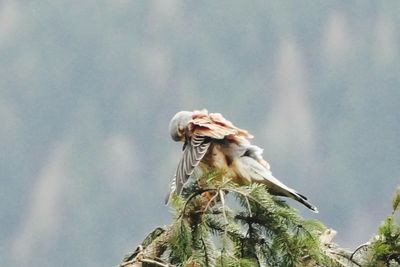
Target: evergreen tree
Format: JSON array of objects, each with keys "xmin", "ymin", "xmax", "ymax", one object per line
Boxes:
[{"xmin": 119, "ymin": 172, "xmax": 400, "ymax": 267}]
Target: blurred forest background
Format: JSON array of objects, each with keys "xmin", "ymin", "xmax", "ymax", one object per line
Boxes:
[{"xmin": 1, "ymin": 1, "xmax": 399, "ymax": 267}]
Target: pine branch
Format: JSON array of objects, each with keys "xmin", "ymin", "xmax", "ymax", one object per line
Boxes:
[{"xmin": 119, "ymin": 171, "xmax": 400, "ymax": 267}]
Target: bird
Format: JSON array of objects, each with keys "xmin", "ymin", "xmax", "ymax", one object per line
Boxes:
[{"xmin": 165, "ymin": 109, "xmax": 318, "ymax": 213}]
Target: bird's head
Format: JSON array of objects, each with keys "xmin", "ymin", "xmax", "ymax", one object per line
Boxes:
[{"xmin": 169, "ymin": 111, "xmax": 193, "ymax": 142}]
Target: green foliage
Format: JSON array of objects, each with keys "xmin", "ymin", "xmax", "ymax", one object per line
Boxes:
[
  {"xmin": 120, "ymin": 171, "xmax": 348, "ymax": 267},
  {"xmin": 169, "ymin": 219, "xmax": 193, "ymax": 263},
  {"xmin": 120, "ymin": 173, "xmax": 400, "ymax": 267},
  {"xmin": 121, "ymin": 227, "xmax": 166, "ymax": 263},
  {"xmin": 362, "ymin": 189, "xmax": 400, "ymax": 266},
  {"xmin": 392, "ymin": 187, "xmax": 400, "ymax": 213}
]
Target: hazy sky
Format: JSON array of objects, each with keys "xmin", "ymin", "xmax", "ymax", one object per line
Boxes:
[{"xmin": 1, "ymin": 1, "xmax": 399, "ymax": 266}]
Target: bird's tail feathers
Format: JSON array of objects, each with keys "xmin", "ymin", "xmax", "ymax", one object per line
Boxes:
[
  {"xmin": 289, "ymin": 191, "xmax": 319, "ymax": 213},
  {"xmin": 236, "ymin": 156, "xmax": 318, "ymax": 213}
]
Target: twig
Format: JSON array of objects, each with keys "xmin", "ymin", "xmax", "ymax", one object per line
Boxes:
[
  {"xmin": 350, "ymin": 242, "xmax": 369, "ymax": 260},
  {"xmin": 141, "ymin": 258, "xmax": 175, "ymax": 267},
  {"xmin": 327, "ymin": 249, "xmax": 361, "ymax": 267},
  {"xmin": 201, "ymin": 236, "xmax": 210, "ymax": 267},
  {"xmin": 203, "ymin": 191, "xmax": 220, "ymax": 213},
  {"xmin": 119, "ymin": 254, "xmax": 175, "ymax": 267},
  {"xmin": 219, "ymin": 190, "xmax": 228, "ymax": 225},
  {"xmin": 119, "ymin": 245, "xmax": 143, "ymax": 267},
  {"xmin": 244, "ymin": 194, "xmax": 253, "ymax": 217},
  {"xmin": 220, "ymin": 187, "xmax": 265, "ymax": 211},
  {"xmin": 119, "ymin": 260, "xmax": 135, "ymax": 267},
  {"xmin": 180, "ymin": 178, "xmax": 233, "ymax": 218},
  {"xmin": 180, "ymin": 188, "xmax": 218, "ymax": 218}
]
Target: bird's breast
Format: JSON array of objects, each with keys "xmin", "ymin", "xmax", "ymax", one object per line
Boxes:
[
  {"xmin": 201, "ymin": 144, "xmax": 230, "ymax": 169},
  {"xmin": 200, "ymin": 143, "xmax": 246, "ymax": 184}
]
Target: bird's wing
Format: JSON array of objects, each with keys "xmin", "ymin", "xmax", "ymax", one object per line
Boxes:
[
  {"xmin": 189, "ymin": 112, "xmax": 253, "ymax": 143},
  {"xmin": 172, "ymin": 135, "xmax": 211, "ymax": 197},
  {"xmin": 239, "ymin": 156, "xmax": 293, "ymax": 195},
  {"xmin": 243, "ymin": 144, "xmax": 270, "ymax": 169},
  {"xmin": 237, "ymin": 156, "xmax": 318, "ymax": 213}
]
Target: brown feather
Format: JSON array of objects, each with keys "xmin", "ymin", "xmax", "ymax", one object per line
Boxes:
[{"xmin": 188, "ymin": 111, "xmax": 252, "ymax": 145}]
